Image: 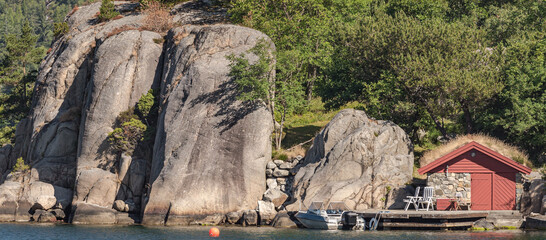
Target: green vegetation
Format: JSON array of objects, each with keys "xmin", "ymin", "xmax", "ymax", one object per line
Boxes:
[
  {"xmin": 98, "ymin": 0, "xmax": 119, "ymax": 21},
  {"xmin": 0, "ymin": 0, "xmax": 85, "ymax": 146},
  {"xmin": 53, "ymin": 22, "xmax": 69, "ymax": 38},
  {"xmin": 12, "ymin": 157, "xmax": 29, "ymax": 172},
  {"xmin": 108, "ymin": 91, "xmax": 159, "ymax": 155},
  {"xmin": 230, "ymin": 0, "xmax": 546, "ymax": 165}
]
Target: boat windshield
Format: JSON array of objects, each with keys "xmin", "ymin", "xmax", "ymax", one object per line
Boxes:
[
  {"xmin": 308, "ymin": 201, "xmax": 324, "ymax": 211},
  {"xmin": 326, "ymin": 202, "xmax": 348, "ymax": 214}
]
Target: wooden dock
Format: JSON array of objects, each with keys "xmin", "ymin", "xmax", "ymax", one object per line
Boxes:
[{"xmin": 356, "ymin": 210, "xmax": 491, "ymax": 230}]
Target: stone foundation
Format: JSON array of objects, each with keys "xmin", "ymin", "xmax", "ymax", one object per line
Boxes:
[
  {"xmin": 428, "ymin": 172, "xmax": 525, "ymax": 209},
  {"xmin": 427, "ymin": 173, "xmax": 471, "ymax": 202}
]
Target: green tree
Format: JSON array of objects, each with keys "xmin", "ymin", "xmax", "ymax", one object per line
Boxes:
[
  {"xmin": 476, "ymin": 33, "xmax": 546, "ymax": 159},
  {"xmin": 228, "ymin": 40, "xmax": 304, "ymax": 150},
  {"xmin": 320, "ymin": 12, "xmax": 503, "ymax": 139},
  {"xmin": 99, "ymin": 0, "xmax": 119, "ymax": 21},
  {"xmin": 1, "ymin": 21, "xmax": 45, "ymax": 86}
]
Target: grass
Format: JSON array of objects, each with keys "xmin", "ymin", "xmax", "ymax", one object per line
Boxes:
[
  {"xmin": 420, "ymin": 133, "xmax": 531, "ymax": 168},
  {"xmin": 281, "ymin": 98, "xmax": 364, "ymax": 150}
]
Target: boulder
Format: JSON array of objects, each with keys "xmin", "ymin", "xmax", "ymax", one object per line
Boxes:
[
  {"xmin": 71, "ymin": 203, "xmax": 116, "ymax": 224},
  {"xmin": 32, "ymin": 209, "xmax": 45, "ymax": 221},
  {"xmin": 266, "ymin": 178, "xmax": 278, "ymax": 189},
  {"xmin": 272, "ymin": 211, "xmax": 297, "ymax": 228},
  {"xmin": 73, "ymin": 169, "xmax": 119, "ymax": 208},
  {"xmin": 266, "ymin": 162, "xmax": 277, "ymax": 169},
  {"xmin": 521, "ymin": 179, "xmax": 545, "ymax": 215},
  {"xmin": 273, "ymin": 169, "xmax": 289, "ymax": 178},
  {"xmin": 37, "ymin": 211, "xmax": 58, "ymax": 223},
  {"xmin": 279, "ymin": 162, "xmax": 293, "ymax": 170},
  {"xmin": 243, "ymin": 210, "xmax": 258, "ymax": 226},
  {"xmin": 258, "ymin": 200, "xmax": 276, "ymax": 225},
  {"xmin": 142, "ymin": 25, "xmax": 274, "ymax": 225},
  {"xmin": 113, "ymin": 200, "xmax": 127, "ymax": 212},
  {"xmin": 288, "ymin": 109, "xmax": 414, "ymax": 211},
  {"xmin": 51, "ymin": 209, "xmax": 66, "ymax": 220},
  {"xmin": 473, "ymin": 218, "xmax": 495, "ymax": 230},
  {"xmin": 115, "ymin": 212, "xmax": 136, "ymax": 225},
  {"xmin": 35, "ymin": 195, "xmax": 57, "ymax": 210},
  {"xmin": 273, "ymin": 160, "xmax": 284, "ymax": 166},
  {"xmin": 263, "ymin": 188, "xmax": 288, "ymax": 208},
  {"xmin": 225, "ymin": 211, "xmax": 242, "ymax": 224}
]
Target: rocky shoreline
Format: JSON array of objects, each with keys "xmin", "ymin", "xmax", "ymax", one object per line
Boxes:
[{"xmin": 0, "ymin": 0, "xmax": 544, "ymax": 230}]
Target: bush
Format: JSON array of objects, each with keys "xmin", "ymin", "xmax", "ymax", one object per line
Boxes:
[
  {"xmin": 53, "ymin": 22, "xmax": 69, "ymax": 38},
  {"xmin": 141, "ymin": 1, "xmax": 172, "ymax": 32},
  {"xmin": 98, "ymin": 0, "xmax": 119, "ymax": 22},
  {"xmin": 137, "ymin": 89, "xmax": 155, "ymax": 118},
  {"xmin": 12, "ymin": 157, "xmax": 29, "ymax": 172},
  {"xmin": 108, "ymin": 118, "xmax": 147, "ymax": 154}
]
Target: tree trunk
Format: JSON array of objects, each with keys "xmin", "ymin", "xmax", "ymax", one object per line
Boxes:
[
  {"xmin": 306, "ymin": 66, "xmax": 316, "ymax": 102},
  {"xmin": 425, "ymin": 107, "xmax": 448, "ymax": 140}
]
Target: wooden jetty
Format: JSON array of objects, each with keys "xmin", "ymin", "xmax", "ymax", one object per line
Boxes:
[{"xmin": 357, "ymin": 210, "xmax": 491, "ymax": 230}]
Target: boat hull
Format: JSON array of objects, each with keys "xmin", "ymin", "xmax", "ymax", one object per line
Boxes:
[{"xmin": 295, "ymin": 212, "xmax": 339, "ymax": 230}]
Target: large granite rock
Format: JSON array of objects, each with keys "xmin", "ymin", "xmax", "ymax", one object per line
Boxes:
[
  {"xmin": 0, "ymin": 145, "xmax": 13, "ymax": 181},
  {"xmin": 0, "ymin": 1, "xmax": 274, "ymax": 225},
  {"xmin": 142, "ymin": 25, "xmax": 273, "ymax": 225},
  {"xmin": 272, "ymin": 211, "xmax": 297, "ymax": 228},
  {"xmin": 71, "ymin": 203, "xmax": 117, "ymax": 224},
  {"xmin": 288, "ymin": 109, "xmax": 414, "ymax": 211},
  {"xmin": 520, "ymin": 179, "xmax": 545, "ymax": 215}
]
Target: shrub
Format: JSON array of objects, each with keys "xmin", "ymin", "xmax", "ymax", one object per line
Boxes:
[
  {"xmin": 53, "ymin": 22, "xmax": 69, "ymax": 38},
  {"xmin": 108, "ymin": 118, "xmax": 147, "ymax": 154},
  {"xmin": 141, "ymin": 1, "xmax": 172, "ymax": 32},
  {"xmin": 98, "ymin": 0, "xmax": 119, "ymax": 22},
  {"xmin": 12, "ymin": 157, "xmax": 29, "ymax": 172},
  {"xmin": 137, "ymin": 89, "xmax": 155, "ymax": 118}
]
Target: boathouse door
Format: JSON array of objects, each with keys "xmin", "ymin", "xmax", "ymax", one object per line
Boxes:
[
  {"xmin": 492, "ymin": 172, "xmax": 516, "ymax": 210},
  {"xmin": 471, "ymin": 173, "xmax": 492, "ymax": 210}
]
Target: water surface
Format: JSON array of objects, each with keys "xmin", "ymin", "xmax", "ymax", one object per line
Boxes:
[{"xmin": 1, "ymin": 224, "xmax": 545, "ymax": 240}]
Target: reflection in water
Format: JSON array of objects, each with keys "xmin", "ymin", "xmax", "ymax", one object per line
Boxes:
[{"xmin": 0, "ymin": 224, "xmax": 545, "ymax": 240}]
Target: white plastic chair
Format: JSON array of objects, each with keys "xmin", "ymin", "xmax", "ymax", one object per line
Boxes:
[
  {"xmin": 418, "ymin": 187, "xmax": 434, "ymax": 211},
  {"xmin": 403, "ymin": 186, "xmax": 421, "ymax": 211}
]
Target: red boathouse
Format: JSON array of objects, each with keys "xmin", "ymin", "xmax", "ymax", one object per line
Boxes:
[{"xmin": 418, "ymin": 141, "xmax": 531, "ymax": 210}]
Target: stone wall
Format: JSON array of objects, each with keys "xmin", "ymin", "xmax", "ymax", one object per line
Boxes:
[
  {"xmin": 265, "ymin": 156, "xmax": 302, "ymax": 197},
  {"xmin": 516, "ymin": 173, "xmax": 523, "ymax": 210},
  {"xmin": 428, "ymin": 172, "xmax": 526, "ymax": 209},
  {"xmin": 427, "ymin": 173, "xmax": 471, "ymax": 202}
]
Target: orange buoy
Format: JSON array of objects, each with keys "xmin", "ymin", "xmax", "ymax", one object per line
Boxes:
[{"xmin": 209, "ymin": 227, "xmax": 220, "ymax": 237}]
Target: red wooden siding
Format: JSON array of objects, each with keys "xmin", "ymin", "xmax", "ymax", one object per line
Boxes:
[
  {"xmin": 493, "ymin": 172, "xmax": 516, "ymax": 210},
  {"xmin": 471, "ymin": 173, "xmax": 492, "ymax": 210},
  {"xmin": 426, "ymin": 150, "xmax": 518, "ymax": 174}
]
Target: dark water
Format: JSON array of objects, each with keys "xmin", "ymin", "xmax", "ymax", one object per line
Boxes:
[{"xmin": 1, "ymin": 224, "xmax": 545, "ymax": 240}]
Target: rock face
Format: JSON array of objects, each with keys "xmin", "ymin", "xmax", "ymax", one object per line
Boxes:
[
  {"xmin": 0, "ymin": 1, "xmax": 273, "ymax": 225},
  {"xmin": 520, "ymin": 178, "xmax": 545, "ymax": 215},
  {"xmin": 272, "ymin": 211, "xmax": 297, "ymax": 228},
  {"xmin": 142, "ymin": 25, "xmax": 273, "ymax": 225},
  {"xmin": 288, "ymin": 109, "xmax": 414, "ymax": 210}
]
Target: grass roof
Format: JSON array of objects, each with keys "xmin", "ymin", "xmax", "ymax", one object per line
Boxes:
[{"xmin": 419, "ymin": 134, "xmax": 532, "ymax": 168}]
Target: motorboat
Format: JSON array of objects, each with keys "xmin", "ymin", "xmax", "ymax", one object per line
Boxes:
[{"xmin": 295, "ymin": 201, "xmax": 365, "ymax": 230}]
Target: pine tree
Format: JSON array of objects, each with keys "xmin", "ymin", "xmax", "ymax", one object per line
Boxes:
[{"xmin": 98, "ymin": 0, "xmax": 119, "ymax": 22}]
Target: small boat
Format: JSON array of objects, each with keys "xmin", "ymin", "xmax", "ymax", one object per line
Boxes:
[{"xmin": 295, "ymin": 201, "xmax": 365, "ymax": 230}]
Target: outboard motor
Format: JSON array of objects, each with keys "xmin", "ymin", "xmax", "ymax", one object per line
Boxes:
[{"xmin": 341, "ymin": 211, "xmax": 358, "ymax": 230}]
